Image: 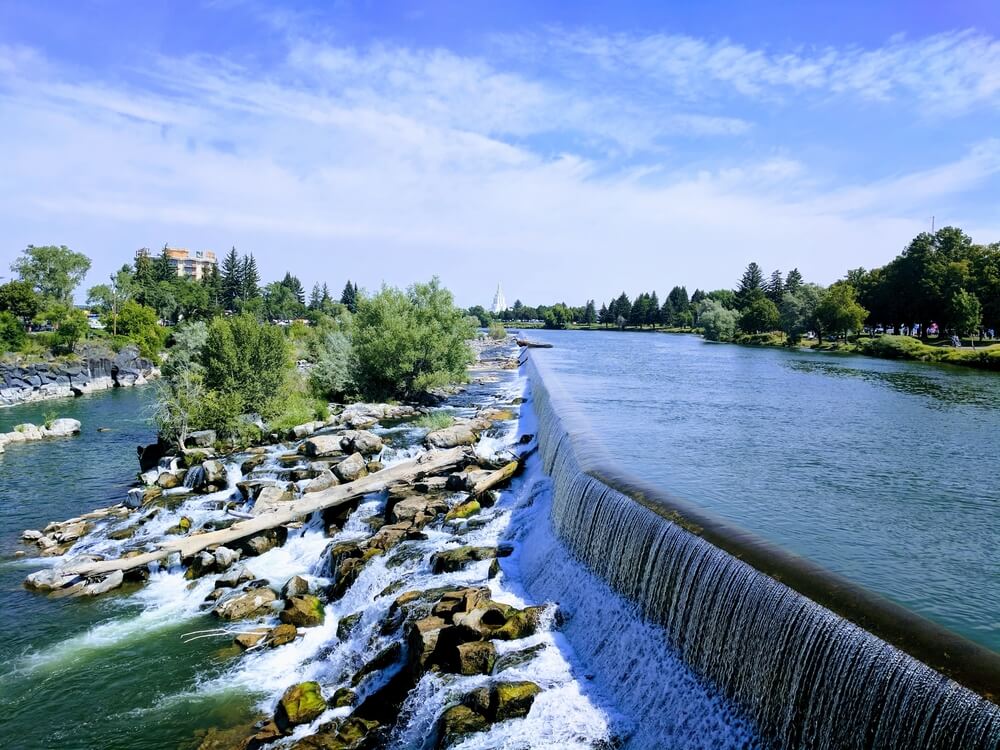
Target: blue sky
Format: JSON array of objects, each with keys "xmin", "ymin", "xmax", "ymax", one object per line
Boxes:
[{"xmin": 2, "ymin": 1, "xmax": 1000, "ymax": 306}]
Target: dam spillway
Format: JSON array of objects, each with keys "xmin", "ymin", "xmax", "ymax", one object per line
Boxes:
[{"xmin": 522, "ymin": 348, "xmax": 1000, "ymax": 749}]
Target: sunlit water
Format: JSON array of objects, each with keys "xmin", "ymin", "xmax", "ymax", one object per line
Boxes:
[{"xmin": 524, "ymin": 329, "xmax": 1000, "ymax": 652}]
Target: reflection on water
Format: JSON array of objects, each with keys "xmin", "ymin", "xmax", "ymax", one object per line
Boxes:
[
  {"xmin": 785, "ymin": 358, "xmax": 1000, "ymax": 409},
  {"xmin": 527, "ymin": 330, "xmax": 1000, "ymax": 653}
]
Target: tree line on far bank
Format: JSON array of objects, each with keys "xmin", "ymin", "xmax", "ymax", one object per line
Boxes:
[{"xmin": 478, "ymin": 227, "xmax": 999, "ymax": 347}]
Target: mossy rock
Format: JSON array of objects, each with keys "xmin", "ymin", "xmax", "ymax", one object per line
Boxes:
[
  {"xmin": 275, "ymin": 681, "xmax": 327, "ymax": 730},
  {"xmin": 430, "ymin": 546, "xmax": 500, "ymax": 574},
  {"xmin": 437, "ymin": 705, "xmax": 489, "ymax": 748},
  {"xmin": 280, "ymin": 595, "xmax": 326, "ymax": 627},
  {"xmin": 336, "ymin": 611, "xmax": 363, "ymax": 640},
  {"xmin": 493, "ymin": 642, "xmax": 547, "ymax": 673},
  {"xmin": 444, "ymin": 500, "xmax": 481, "ymax": 522},
  {"xmin": 331, "ymin": 687, "xmax": 356, "ymax": 708},
  {"xmin": 492, "ymin": 681, "xmax": 541, "ymax": 720},
  {"xmin": 493, "ymin": 606, "xmax": 545, "ymax": 641},
  {"xmin": 455, "ymin": 640, "xmax": 496, "ymax": 675}
]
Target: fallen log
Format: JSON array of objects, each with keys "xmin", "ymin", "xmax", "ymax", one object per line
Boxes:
[
  {"xmin": 470, "ymin": 460, "xmax": 519, "ymax": 497},
  {"xmin": 44, "ymin": 447, "xmax": 471, "ymax": 581},
  {"xmin": 516, "ymin": 339, "xmax": 553, "ymax": 349}
]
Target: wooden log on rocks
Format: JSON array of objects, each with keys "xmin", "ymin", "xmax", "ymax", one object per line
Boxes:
[
  {"xmin": 38, "ymin": 447, "xmax": 471, "ymax": 582},
  {"xmin": 470, "ymin": 460, "xmax": 519, "ymax": 498}
]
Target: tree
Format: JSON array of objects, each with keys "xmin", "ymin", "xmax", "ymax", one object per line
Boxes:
[
  {"xmin": 263, "ymin": 281, "xmax": 303, "ymax": 321},
  {"xmin": 645, "ymin": 293, "xmax": 658, "ymax": 327},
  {"xmin": 281, "ymin": 272, "xmax": 306, "ymax": 305},
  {"xmin": 598, "ymin": 302, "xmax": 610, "ymax": 327},
  {"xmin": 310, "ymin": 331, "xmax": 354, "ymax": 399},
  {"xmin": 221, "ymin": 247, "xmax": 242, "ymax": 310},
  {"xmin": 584, "ymin": 299, "xmax": 597, "ymax": 325},
  {"xmin": 766, "ymin": 270, "xmax": 784, "ymax": 304},
  {"xmin": 707, "ymin": 289, "xmax": 737, "ymax": 309},
  {"xmin": 667, "ymin": 286, "xmax": 690, "ymax": 320},
  {"xmin": 12, "ymin": 245, "xmax": 92, "ymax": 303},
  {"xmin": 512, "ymin": 299, "xmax": 525, "ymax": 321},
  {"xmin": 735, "ymin": 262, "xmax": 764, "ymax": 309},
  {"xmin": 543, "ymin": 303, "xmax": 571, "ymax": 329},
  {"xmin": 241, "ymin": 254, "xmax": 261, "ymax": 301},
  {"xmin": 154, "ymin": 246, "xmax": 174, "ymax": 282},
  {"xmin": 614, "ymin": 292, "xmax": 631, "ymax": 328},
  {"xmin": 779, "ymin": 284, "xmax": 823, "ymax": 344},
  {"xmin": 660, "ymin": 297, "xmax": 675, "ymax": 327},
  {"xmin": 0, "ymin": 311, "xmax": 27, "ymax": 351},
  {"xmin": 45, "ymin": 305, "xmax": 90, "ymax": 352},
  {"xmin": 698, "ymin": 299, "xmax": 738, "ymax": 341},
  {"xmin": 341, "ymin": 281, "xmax": 359, "ymax": 313},
  {"xmin": 0, "ymin": 280, "xmax": 41, "ymax": 323},
  {"xmin": 202, "ymin": 314, "xmax": 290, "ymax": 415},
  {"xmin": 948, "ymin": 289, "xmax": 982, "ymax": 347},
  {"xmin": 466, "ymin": 305, "xmax": 491, "ymax": 327},
  {"xmin": 87, "ymin": 266, "xmax": 135, "ymax": 335},
  {"xmin": 815, "ymin": 283, "xmax": 867, "ymax": 342},
  {"xmin": 153, "ymin": 368, "xmax": 206, "ymax": 451},
  {"xmin": 739, "ymin": 296, "xmax": 780, "ymax": 334},
  {"xmin": 352, "ymin": 277, "xmax": 474, "ymax": 399},
  {"xmin": 115, "ymin": 300, "xmax": 166, "ymax": 358},
  {"xmin": 309, "ymin": 283, "xmax": 323, "ymax": 310},
  {"xmin": 785, "ymin": 268, "xmax": 803, "ymax": 294}
]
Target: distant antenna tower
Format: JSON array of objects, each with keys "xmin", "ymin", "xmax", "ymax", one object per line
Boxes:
[{"xmin": 931, "ymin": 215, "xmax": 935, "ymax": 232}]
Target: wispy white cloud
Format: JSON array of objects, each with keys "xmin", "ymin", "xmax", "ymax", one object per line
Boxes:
[{"xmin": 1, "ymin": 27, "xmax": 998, "ymax": 305}]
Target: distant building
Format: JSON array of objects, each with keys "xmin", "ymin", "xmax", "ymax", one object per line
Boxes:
[
  {"xmin": 490, "ymin": 283, "xmax": 507, "ymax": 315},
  {"xmin": 135, "ymin": 247, "xmax": 217, "ymax": 280}
]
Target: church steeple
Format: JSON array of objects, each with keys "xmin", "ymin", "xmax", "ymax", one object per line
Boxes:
[{"xmin": 490, "ymin": 283, "xmax": 507, "ymax": 314}]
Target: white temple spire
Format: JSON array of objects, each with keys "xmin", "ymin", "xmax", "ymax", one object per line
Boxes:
[{"xmin": 490, "ymin": 283, "xmax": 507, "ymax": 314}]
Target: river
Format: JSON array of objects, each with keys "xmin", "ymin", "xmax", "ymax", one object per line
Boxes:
[{"xmin": 525, "ymin": 328, "xmax": 1000, "ymax": 653}]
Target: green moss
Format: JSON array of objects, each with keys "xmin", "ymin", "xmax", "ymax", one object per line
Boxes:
[{"xmin": 445, "ymin": 500, "xmax": 481, "ymax": 521}]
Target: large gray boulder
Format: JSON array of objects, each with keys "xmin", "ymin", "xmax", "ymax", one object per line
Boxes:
[
  {"xmin": 425, "ymin": 424, "xmax": 478, "ymax": 449},
  {"xmin": 213, "ymin": 587, "xmax": 278, "ymax": 620},
  {"xmin": 340, "ymin": 429, "xmax": 383, "ymax": 456},
  {"xmin": 334, "ymin": 452, "xmax": 368, "ymax": 483}
]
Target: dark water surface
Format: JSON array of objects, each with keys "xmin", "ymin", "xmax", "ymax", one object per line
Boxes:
[{"xmin": 526, "ymin": 329, "xmax": 1000, "ymax": 652}]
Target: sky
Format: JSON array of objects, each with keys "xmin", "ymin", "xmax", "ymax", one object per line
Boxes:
[{"xmin": 2, "ymin": 1, "xmax": 1000, "ymax": 307}]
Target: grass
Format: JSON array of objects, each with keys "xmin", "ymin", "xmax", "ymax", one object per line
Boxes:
[
  {"xmin": 412, "ymin": 411, "xmax": 455, "ymax": 431},
  {"xmin": 858, "ymin": 335, "xmax": 1000, "ymax": 371}
]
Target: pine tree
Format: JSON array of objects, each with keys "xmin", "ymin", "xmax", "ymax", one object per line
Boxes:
[
  {"xmin": 614, "ymin": 292, "xmax": 631, "ymax": 327},
  {"xmin": 584, "ymin": 300, "xmax": 597, "ymax": 325},
  {"xmin": 241, "ymin": 254, "xmax": 261, "ymax": 300},
  {"xmin": 221, "ymin": 247, "xmax": 241, "ymax": 311},
  {"xmin": 598, "ymin": 302, "xmax": 609, "ymax": 327},
  {"xmin": 647, "ymin": 291, "xmax": 660, "ymax": 327},
  {"xmin": 785, "ymin": 268, "xmax": 803, "ymax": 294},
  {"xmin": 667, "ymin": 286, "xmax": 690, "ymax": 317},
  {"xmin": 766, "ymin": 269, "xmax": 784, "ymax": 304},
  {"xmin": 281, "ymin": 272, "xmax": 305, "ymax": 304},
  {"xmin": 661, "ymin": 297, "xmax": 675, "ymax": 327},
  {"xmin": 203, "ymin": 263, "xmax": 223, "ymax": 307},
  {"xmin": 155, "ymin": 244, "xmax": 174, "ymax": 281},
  {"xmin": 134, "ymin": 251, "xmax": 156, "ymax": 287},
  {"xmin": 321, "ymin": 283, "xmax": 332, "ymax": 304},
  {"xmin": 736, "ymin": 262, "xmax": 765, "ymax": 309},
  {"xmin": 309, "ymin": 283, "xmax": 322, "ymax": 310},
  {"xmin": 340, "ymin": 280, "xmax": 357, "ymax": 313}
]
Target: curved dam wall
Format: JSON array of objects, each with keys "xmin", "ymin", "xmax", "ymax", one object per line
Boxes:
[{"xmin": 523, "ymin": 351, "xmax": 1000, "ymax": 750}]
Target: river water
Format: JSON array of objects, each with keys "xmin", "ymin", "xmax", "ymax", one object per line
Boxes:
[{"xmin": 525, "ymin": 329, "xmax": 1000, "ymax": 653}]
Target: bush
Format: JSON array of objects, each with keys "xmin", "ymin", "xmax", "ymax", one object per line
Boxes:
[
  {"xmin": 269, "ymin": 374, "xmax": 329, "ymax": 432},
  {"xmin": 113, "ymin": 300, "xmax": 166, "ymax": 359},
  {"xmin": 487, "ymin": 322, "xmax": 507, "ymax": 340},
  {"xmin": 310, "ymin": 331, "xmax": 354, "ymax": 400},
  {"xmin": 0, "ymin": 311, "xmax": 27, "ymax": 351},
  {"xmin": 412, "ymin": 411, "xmax": 455, "ymax": 430},
  {"xmin": 202, "ymin": 314, "xmax": 290, "ymax": 415},
  {"xmin": 352, "ymin": 278, "xmax": 474, "ymax": 399},
  {"xmin": 698, "ymin": 299, "xmax": 738, "ymax": 341}
]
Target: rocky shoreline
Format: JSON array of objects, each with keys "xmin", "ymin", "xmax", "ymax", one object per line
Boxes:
[
  {"xmin": 0, "ymin": 417, "xmax": 81, "ymax": 455},
  {"xmin": 0, "ymin": 345, "xmax": 159, "ymax": 408},
  {"xmin": 18, "ymin": 340, "xmax": 574, "ymax": 749}
]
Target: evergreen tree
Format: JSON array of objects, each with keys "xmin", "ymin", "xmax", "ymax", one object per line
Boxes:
[
  {"xmin": 598, "ymin": 302, "xmax": 609, "ymax": 327},
  {"xmin": 203, "ymin": 263, "xmax": 223, "ymax": 308},
  {"xmin": 584, "ymin": 299, "xmax": 597, "ymax": 325},
  {"xmin": 221, "ymin": 247, "xmax": 242, "ymax": 310},
  {"xmin": 134, "ymin": 251, "xmax": 156, "ymax": 287},
  {"xmin": 661, "ymin": 297, "xmax": 675, "ymax": 327},
  {"xmin": 280, "ymin": 272, "xmax": 306, "ymax": 304},
  {"xmin": 154, "ymin": 245, "xmax": 174, "ymax": 282},
  {"xmin": 341, "ymin": 280, "xmax": 358, "ymax": 313},
  {"xmin": 766, "ymin": 269, "xmax": 785, "ymax": 304},
  {"xmin": 630, "ymin": 293, "xmax": 650, "ymax": 327},
  {"xmin": 785, "ymin": 268, "xmax": 803, "ymax": 294},
  {"xmin": 646, "ymin": 292, "xmax": 659, "ymax": 327},
  {"xmin": 736, "ymin": 262, "xmax": 765, "ymax": 309},
  {"xmin": 614, "ymin": 292, "xmax": 631, "ymax": 327},
  {"xmin": 667, "ymin": 286, "xmax": 690, "ymax": 318},
  {"xmin": 241, "ymin": 254, "xmax": 261, "ymax": 301},
  {"xmin": 321, "ymin": 283, "xmax": 332, "ymax": 305},
  {"xmin": 308, "ymin": 283, "xmax": 322, "ymax": 310}
]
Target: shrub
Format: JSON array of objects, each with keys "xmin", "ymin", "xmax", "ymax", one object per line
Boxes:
[
  {"xmin": 412, "ymin": 411, "xmax": 455, "ymax": 430},
  {"xmin": 310, "ymin": 331, "xmax": 354, "ymax": 400},
  {"xmin": 113, "ymin": 300, "xmax": 166, "ymax": 359},
  {"xmin": 269, "ymin": 374, "xmax": 329, "ymax": 432},
  {"xmin": 202, "ymin": 314, "xmax": 290, "ymax": 415},
  {"xmin": 487, "ymin": 322, "xmax": 507, "ymax": 340},
  {"xmin": 352, "ymin": 278, "xmax": 474, "ymax": 399},
  {"xmin": 698, "ymin": 299, "xmax": 738, "ymax": 341},
  {"xmin": 0, "ymin": 311, "xmax": 27, "ymax": 351}
]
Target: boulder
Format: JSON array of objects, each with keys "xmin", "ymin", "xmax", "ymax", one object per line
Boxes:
[
  {"xmin": 333, "ymin": 453, "xmax": 368, "ymax": 483},
  {"xmin": 45, "ymin": 418, "xmax": 82, "ymax": 436},
  {"xmin": 252, "ymin": 484, "xmax": 294, "ymax": 515},
  {"xmin": 282, "ymin": 575, "xmax": 311, "ymax": 598},
  {"xmin": 437, "ymin": 705, "xmax": 489, "ymax": 748},
  {"xmin": 214, "ymin": 546, "xmax": 241, "ymax": 571},
  {"xmin": 185, "ymin": 429, "xmax": 217, "ymax": 448},
  {"xmin": 156, "ymin": 471, "xmax": 183, "ymax": 489},
  {"xmin": 302, "ymin": 469, "xmax": 338, "ymax": 494},
  {"xmin": 234, "ymin": 628, "xmax": 269, "ymax": 650},
  {"xmin": 444, "ymin": 500, "xmax": 480, "ymax": 521},
  {"xmin": 491, "ymin": 681, "xmax": 542, "ymax": 720},
  {"xmin": 300, "ymin": 434, "xmax": 344, "ymax": 458},
  {"xmin": 264, "ymin": 622, "xmax": 299, "ymax": 648},
  {"xmin": 339, "ymin": 430, "xmax": 383, "ymax": 456},
  {"xmin": 240, "ymin": 530, "xmax": 284, "ymax": 556},
  {"xmin": 454, "ymin": 640, "xmax": 497, "ymax": 675},
  {"xmin": 280, "ymin": 594, "xmax": 325, "ymax": 627},
  {"xmin": 425, "ymin": 424, "xmax": 478, "ymax": 449},
  {"xmin": 275, "ymin": 681, "xmax": 327, "ymax": 730},
  {"xmin": 213, "ymin": 587, "xmax": 278, "ymax": 620},
  {"xmin": 436, "ymin": 681, "xmax": 540, "ymax": 748},
  {"xmin": 185, "ymin": 550, "xmax": 218, "ymax": 579},
  {"xmin": 201, "ymin": 459, "xmax": 228, "ymax": 487},
  {"xmin": 430, "ymin": 545, "xmax": 511, "ymax": 574}
]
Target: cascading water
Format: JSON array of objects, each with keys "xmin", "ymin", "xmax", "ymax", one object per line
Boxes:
[{"xmin": 524, "ymin": 352, "xmax": 1000, "ymax": 750}]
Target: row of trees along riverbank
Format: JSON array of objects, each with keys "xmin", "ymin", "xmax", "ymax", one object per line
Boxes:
[
  {"xmin": 2, "ymin": 244, "xmax": 475, "ymax": 447},
  {"xmin": 475, "ymin": 227, "xmax": 1000, "ymax": 370}
]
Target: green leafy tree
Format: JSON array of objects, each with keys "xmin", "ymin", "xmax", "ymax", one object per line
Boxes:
[
  {"xmin": 352, "ymin": 277, "xmax": 474, "ymax": 399},
  {"xmin": 660, "ymin": 297, "xmax": 675, "ymax": 327},
  {"xmin": 598, "ymin": 302, "xmax": 610, "ymax": 327},
  {"xmin": 739, "ymin": 296, "xmax": 780, "ymax": 334},
  {"xmin": 779, "ymin": 284, "xmax": 823, "ymax": 344},
  {"xmin": 0, "ymin": 280, "xmax": 41, "ymax": 323},
  {"xmin": 87, "ymin": 266, "xmax": 135, "ymax": 335},
  {"xmin": 948, "ymin": 289, "xmax": 982, "ymax": 347},
  {"xmin": 281, "ymin": 272, "xmax": 306, "ymax": 305},
  {"xmin": 202, "ymin": 314, "xmax": 290, "ymax": 415},
  {"xmin": 467, "ymin": 305, "xmax": 491, "ymax": 327},
  {"xmin": 698, "ymin": 299, "xmax": 738, "ymax": 341},
  {"xmin": 114, "ymin": 300, "xmax": 165, "ymax": 358},
  {"xmin": 543, "ymin": 303, "xmax": 571, "ymax": 329},
  {"xmin": 614, "ymin": 292, "xmax": 631, "ymax": 328},
  {"xmin": 310, "ymin": 331, "xmax": 354, "ymax": 399},
  {"xmin": 153, "ymin": 369, "xmax": 206, "ymax": 451},
  {"xmin": 815, "ymin": 283, "xmax": 867, "ymax": 342},
  {"xmin": 12, "ymin": 245, "xmax": 92, "ymax": 303},
  {"xmin": 0, "ymin": 311, "xmax": 27, "ymax": 351}
]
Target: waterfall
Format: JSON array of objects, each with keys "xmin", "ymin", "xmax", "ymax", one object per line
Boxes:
[
  {"xmin": 183, "ymin": 464, "xmax": 204, "ymax": 490},
  {"xmin": 524, "ymin": 353, "xmax": 1000, "ymax": 750}
]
